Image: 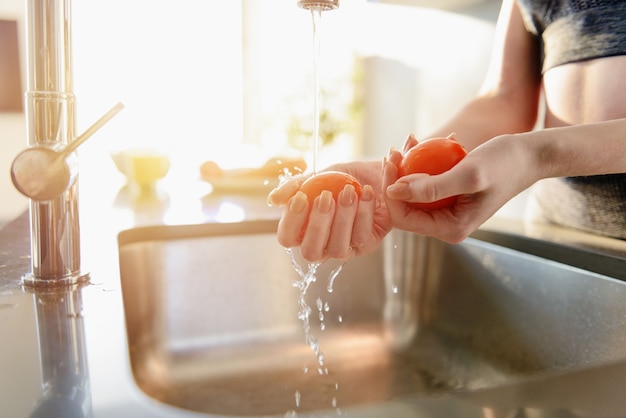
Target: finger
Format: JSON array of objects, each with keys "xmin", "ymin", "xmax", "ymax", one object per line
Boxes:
[
  {"xmin": 382, "ymin": 151, "xmax": 402, "ymax": 191},
  {"xmin": 326, "ymin": 184, "xmax": 359, "ymax": 260},
  {"xmin": 276, "ymin": 191, "xmax": 310, "ymax": 248},
  {"xmin": 402, "ymin": 133, "xmax": 418, "ymax": 153},
  {"xmin": 267, "ymin": 176, "xmax": 304, "ymax": 207},
  {"xmin": 382, "ymin": 156, "xmax": 409, "ymax": 218},
  {"xmin": 300, "ymin": 190, "xmax": 335, "ymax": 262},
  {"xmin": 351, "ymin": 184, "xmax": 376, "ymax": 254},
  {"xmin": 388, "ymin": 147, "xmax": 404, "ymax": 166},
  {"xmin": 383, "ymin": 153, "xmax": 439, "ymax": 224}
]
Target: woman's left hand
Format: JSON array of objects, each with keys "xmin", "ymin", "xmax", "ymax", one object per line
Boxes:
[{"xmin": 383, "ymin": 134, "xmax": 538, "ymax": 243}]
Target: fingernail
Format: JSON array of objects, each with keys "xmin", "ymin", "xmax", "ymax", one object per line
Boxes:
[
  {"xmin": 289, "ymin": 191, "xmax": 308, "ymax": 213},
  {"xmin": 317, "ymin": 190, "xmax": 333, "ymax": 213},
  {"xmin": 361, "ymin": 184, "xmax": 374, "ymax": 202},
  {"xmin": 339, "ymin": 185, "xmax": 356, "ymax": 207},
  {"xmin": 404, "ymin": 134, "xmax": 418, "ymax": 152},
  {"xmin": 387, "ymin": 182, "xmax": 411, "ymax": 200}
]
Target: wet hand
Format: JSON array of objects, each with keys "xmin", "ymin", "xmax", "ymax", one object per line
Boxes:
[{"xmin": 268, "ymin": 161, "xmax": 392, "ymax": 263}]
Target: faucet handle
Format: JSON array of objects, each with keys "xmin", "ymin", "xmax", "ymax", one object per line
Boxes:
[
  {"xmin": 11, "ymin": 146, "xmax": 77, "ymax": 201},
  {"xmin": 11, "ymin": 102, "xmax": 125, "ymax": 201}
]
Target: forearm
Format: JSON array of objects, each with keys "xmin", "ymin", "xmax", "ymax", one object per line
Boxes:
[
  {"xmin": 524, "ymin": 118, "xmax": 626, "ymax": 179},
  {"xmin": 426, "ymin": 93, "xmax": 540, "ymax": 152}
]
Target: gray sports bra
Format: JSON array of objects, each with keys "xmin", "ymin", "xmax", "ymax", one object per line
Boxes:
[{"xmin": 516, "ymin": 0, "xmax": 626, "ymax": 72}]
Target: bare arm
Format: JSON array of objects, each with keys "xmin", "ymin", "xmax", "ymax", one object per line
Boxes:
[
  {"xmin": 530, "ymin": 118, "xmax": 626, "ymax": 178},
  {"xmin": 385, "ymin": 117, "xmax": 626, "ymax": 243}
]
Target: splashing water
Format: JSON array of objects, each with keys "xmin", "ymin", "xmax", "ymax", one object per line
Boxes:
[
  {"xmin": 286, "ymin": 248, "xmax": 349, "ymax": 365},
  {"xmin": 287, "ymin": 248, "xmax": 325, "ymax": 366},
  {"xmin": 286, "ymin": 247, "xmax": 348, "ymax": 415},
  {"xmin": 326, "ymin": 261, "xmax": 344, "ymax": 293}
]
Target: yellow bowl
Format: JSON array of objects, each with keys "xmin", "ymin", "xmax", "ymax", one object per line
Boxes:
[{"xmin": 111, "ymin": 150, "xmax": 170, "ymax": 186}]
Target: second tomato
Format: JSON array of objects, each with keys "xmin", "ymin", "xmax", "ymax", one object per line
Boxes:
[{"xmin": 398, "ymin": 134, "xmax": 467, "ymax": 210}]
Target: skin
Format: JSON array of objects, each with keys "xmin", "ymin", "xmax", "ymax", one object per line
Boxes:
[{"xmin": 268, "ymin": 0, "xmax": 626, "ymax": 262}]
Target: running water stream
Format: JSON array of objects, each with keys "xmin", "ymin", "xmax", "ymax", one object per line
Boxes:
[
  {"xmin": 285, "ymin": 6, "xmax": 346, "ymax": 416},
  {"xmin": 311, "ymin": 7, "xmax": 322, "ymax": 175}
]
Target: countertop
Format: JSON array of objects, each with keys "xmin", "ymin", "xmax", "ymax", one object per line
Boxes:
[
  {"xmin": 1, "ymin": 157, "xmax": 626, "ymax": 417},
  {"xmin": 0, "ymin": 157, "xmax": 291, "ymax": 418}
]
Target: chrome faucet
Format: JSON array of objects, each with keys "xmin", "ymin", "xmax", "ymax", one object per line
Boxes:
[
  {"xmin": 298, "ymin": 0, "xmax": 339, "ymax": 10},
  {"xmin": 11, "ymin": 0, "xmax": 86, "ymax": 287}
]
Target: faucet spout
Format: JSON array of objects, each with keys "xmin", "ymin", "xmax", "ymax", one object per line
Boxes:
[
  {"xmin": 21, "ymin": 0, "xmax": 87, "ymax": 287},
  {"xmin": 298, "ymin": 0, "xmax": 339, "ymax": 10}
]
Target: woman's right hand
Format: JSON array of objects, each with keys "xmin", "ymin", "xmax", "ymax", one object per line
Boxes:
[{"xmin": 267, "ymin": 160, "xmax": 393, "ymax": 262}]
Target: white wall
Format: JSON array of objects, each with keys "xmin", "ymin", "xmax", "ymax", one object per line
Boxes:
[
  {"xmin": 0, "ymin": 0, "xmax": 515, "ymax": 225},
  {"xmin": 0, "ymin": 114, "xmax": 27, "ymax": 225},
  {"xmin": 358, "ymin": 2, "xmax": 499, "ymax": 157},
  {"xmin": 0, "ymin": 0, "xmax": 27, "ymax": 225}
]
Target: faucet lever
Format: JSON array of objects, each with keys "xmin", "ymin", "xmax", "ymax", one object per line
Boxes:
[{"xmin": 11, "ymin": 102, "xmax": 124, "ymax": 201}]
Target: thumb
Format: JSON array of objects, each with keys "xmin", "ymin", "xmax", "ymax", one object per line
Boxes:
[
  {"xmin": 267, "ymin": 176, "xmax": 304, "ymax": 206},
  {"xmin": 386, "ymin": 163, "xmax": 481, "ymax": 204}
]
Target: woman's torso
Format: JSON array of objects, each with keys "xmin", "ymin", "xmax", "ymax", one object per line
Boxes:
[{"xmin": 516, "ymin": 0, "xmax": 626, "ymax": 239}]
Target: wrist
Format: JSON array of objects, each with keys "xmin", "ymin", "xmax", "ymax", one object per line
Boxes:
[{"xmin": 518, "ymin": 129, "xmax": 565, "ymax": 181}]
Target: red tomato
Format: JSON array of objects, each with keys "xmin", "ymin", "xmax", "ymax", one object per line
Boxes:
[
  {"xmin": 300, "ymin": 171, "xmax": 363, "ymax": 205},
  {"xmin": 398, "ymin": 134, "xmax": 467, "ymax": 210}
]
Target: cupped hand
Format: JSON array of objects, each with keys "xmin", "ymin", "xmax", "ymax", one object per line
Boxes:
[
  {"xmin": 383, "ymin": 134, "xmax": 538, "ymax": 243},
  {"xmin": 267, "ymin": 161, "xmax": 393, "ymax": 262}
]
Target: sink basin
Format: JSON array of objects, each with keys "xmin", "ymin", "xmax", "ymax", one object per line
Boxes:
[{"xmin": 118, "ymin": 220, "xmax": 626, "ymax": 417}]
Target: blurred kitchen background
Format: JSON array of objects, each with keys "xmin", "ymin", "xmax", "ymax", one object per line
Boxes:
[{"xmin": 0, "ymin": 0, "xmax": 517, "ymax": 227}]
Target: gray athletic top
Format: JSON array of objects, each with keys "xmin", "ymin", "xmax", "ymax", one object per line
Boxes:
[
  {"xmin": 516, "ymin": 0, "xmax": 626, "ymax": 239},
  {"xmin": 517, "ymin": 0, "xmax": 626, "ymax": 72}
]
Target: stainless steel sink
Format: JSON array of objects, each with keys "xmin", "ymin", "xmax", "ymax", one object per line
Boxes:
[{"xmin": 117, "ymin": 220, "xmax": 626, "ymax": 417}]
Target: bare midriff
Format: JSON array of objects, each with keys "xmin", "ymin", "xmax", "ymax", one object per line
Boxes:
[{"xmin": 543, "ymin": 55, "xmax": 626, "ymax": 127}]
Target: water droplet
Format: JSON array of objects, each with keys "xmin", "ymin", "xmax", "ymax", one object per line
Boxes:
[
  {"xmin": 392, "ymin": 285, "xmax": 398, "ymax": 294},
  {"xmin": 326, "ymin": 260, "xmax": 345, "ymax": 293},
  {"xmin": 338, "ymin": 315, "xmax": 343, "ymax": 323},
  {"xmin": 294, "ymin": 390, "xmax": 301, "ymax": 407}
]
